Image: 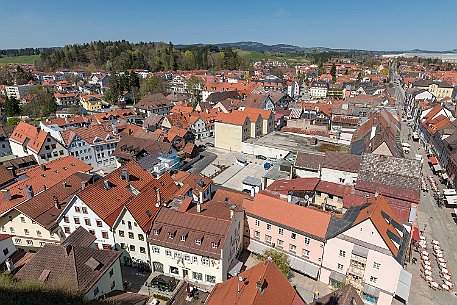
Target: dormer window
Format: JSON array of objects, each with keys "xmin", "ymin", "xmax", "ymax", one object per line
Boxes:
[
  {"xmin": 180, "ymin": 236, "xmax": 186, "ymax": 242},
  {"xmin": 195, "ymin": 239, "xmax": 202, "ymax": 245},
  {"xmin": 153, "ymin": 229, "xmax": 159, "ymax": 236},
  {"xmin": 211, "ymin": 242, "xmax": 218, "ymax": 249},
  {"xmin": 168, "ymin": 232, "xmax": 175, "ymax": 239}
]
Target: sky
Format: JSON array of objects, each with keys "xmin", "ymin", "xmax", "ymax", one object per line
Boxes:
[{"xmin": 1, "ymin": 0, "xmax": 456, "ymax": 51}]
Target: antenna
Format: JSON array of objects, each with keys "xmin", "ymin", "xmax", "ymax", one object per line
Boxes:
[{"xmin": 237, "ymin": 276, "xmax": 244, "ymax": 294}]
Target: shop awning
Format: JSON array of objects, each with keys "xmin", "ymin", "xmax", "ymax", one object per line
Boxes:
[
  {"xmin": 395, "ymin": 269, "xmax": 412, "ymax": 303},
  {"xmin": 228, "ymin": 258, "xmax": 243, "ymax": 277},
  {"xmin": 412, "ymin": 226, "xmax": 420, "ymax": 241},
  {"xmin": 429, "ymin": 156, "xmax": 438, "ymax": 165}
]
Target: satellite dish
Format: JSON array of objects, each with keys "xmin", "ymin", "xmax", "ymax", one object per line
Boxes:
[{"xmin": 305, "ymin": 194, "xmax": 309, "ymax": 200}]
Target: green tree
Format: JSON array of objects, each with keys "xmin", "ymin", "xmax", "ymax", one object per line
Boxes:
[
  {"xmin": 6, "ymin": 117, "xmax": 20, "ymax": 126},
  {"xmin": 3, "ymin": 95, "xmax": 21, "ymax": 116},
  {"xmin": 21, "ymin": 86, "xmax": 56, "ymax": 118},
  {"xmin": 15, "ymin": 66, "xmax": 33, "ymax": 85},
  {"xmin": 330, "ymin": 64, "xmax": 337, "ymax": 81},
  {"xmin": 257, "ymin": 249, "xmax": 291, "ymax": 278},
  {"xmin": 186, "ymin": 75, "xmax": 205, "ymax": 104},
  {"xmin": 139, "ymin": 75, "xmax": 166, "ymax": 97}
]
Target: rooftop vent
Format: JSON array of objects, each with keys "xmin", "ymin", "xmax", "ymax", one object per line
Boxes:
[{"xmin": 103, "ymin": 180, "xmax": 111, "ymax": 190}]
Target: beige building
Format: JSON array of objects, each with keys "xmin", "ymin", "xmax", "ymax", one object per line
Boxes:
[
  {"xmin": 412, "ymin": 80, "xmax": 454, "ymax": 101},
  {"xmin": 215, "ymin": 112, "xmax": 250, "ymax": 152},
  {"xmin": 214, "ymin": 108, "xmax": 274, "ymax": 152}
]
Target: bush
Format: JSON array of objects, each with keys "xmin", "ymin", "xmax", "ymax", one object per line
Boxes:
[{"xmin": 257, "ymin": 249, "xmax": 291, "ymax": 278}]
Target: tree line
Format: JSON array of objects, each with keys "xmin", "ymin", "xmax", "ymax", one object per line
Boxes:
[{"xmin": 36, "ymin": 40, "xmax": 248, "ymax": 72}]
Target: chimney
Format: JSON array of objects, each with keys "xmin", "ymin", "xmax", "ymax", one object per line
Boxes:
[
  {"xmin": 2, "ymin": 189, "xmax": 11, "ymax": 201},
  {"xmin": 374, "ymin": 191, "xmax": 379, "ymax": 198},
  {"xmin": 41, "ymin": 164, "xmax": 46, "ymax": 171},
  {"xmin": 103, "ymin": 180, "xmax": 111, "ymax": 190},
  {"xmin": 41, "ymin": 185, "xmax": 47, "ymax": 192},
  {"xmin": 155, "ymin": 187, "xmax": 161, "ymax": 208},
  {"xmin": 63, "ymin": 243, "xmax": 72, "ymax": 256},
  {"xmin": 120, "ymin": 168, "xmax": 129, "ymax": 182},
  {"xmin": 287, "ymin": 191, "xmax": 292, "ymax": 203},
  {"xmin": 53, "ymin": 195, "xmax": 61, "ymax": 209},
  {"xmin": 81, "ymin": 181, "xmax": 86, "ymax": 190},
  {"xmin": 25, "ymin": 185, "xmax": 34, "ymax": 199},
  {"xmin": 62, "ymin": 181, "xmax": 69, "ymax": 188},
  {"xmin": 229, "ymin": 205, "xmax": 236, "ymax": 219},
  {"xmin": 256, "ymin": 279, "xmax": 266, "ymax": 294},
  {"xmin": 199, "ymin": 191, "xmax": 204, "ymax": 204},
  {"xmin": 197, "ymin": 201, "xmax": 202, "ymax": 213}
]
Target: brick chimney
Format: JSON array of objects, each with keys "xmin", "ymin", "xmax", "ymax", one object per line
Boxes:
[{"xmin": 2, "ymin": 189, "xmax": 11, "ymax": 201}]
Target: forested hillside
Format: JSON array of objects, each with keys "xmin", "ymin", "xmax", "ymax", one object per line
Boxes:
[{"xmin": 36, "ymin": 40, "xmax": 248, "ymax": 72}]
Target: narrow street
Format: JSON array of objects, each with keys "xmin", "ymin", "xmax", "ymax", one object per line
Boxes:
[{"xmin": 392, "ymin": 76, "xmax": 457, "ymax": 304}]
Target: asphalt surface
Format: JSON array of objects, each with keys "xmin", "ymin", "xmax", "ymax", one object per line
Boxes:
[{"xmin": 187, "ymin": 151, "xmax": 217, "ymax": 174}]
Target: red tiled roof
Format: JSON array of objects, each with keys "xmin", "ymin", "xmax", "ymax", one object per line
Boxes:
[
  {"xmin": 0, "ymin": 156, "xmax": 93, "ymax": 216},
  {"xmin": 10, "ymin": 122, "xmax": 38, "ymax": 145},
  {"xmin": 243, "ymin": 193, "xmax": 331, "ymax": 240},
  {"xmin": 206, "ymin": 260, "xmax": 305, "ymax": 305},
  {"xmin": 266, "ymin": 178, "xmax": 320, "ymax": 195},
  {"xmin": 27, "ymin": 130, "xmax": 48, "ymax": 154},
  {"xmin": 216, "ymin": 111, "xmax": 249, "ymax": 126}
]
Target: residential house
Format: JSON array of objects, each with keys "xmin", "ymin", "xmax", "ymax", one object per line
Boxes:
[
  {"xmin": 9, "ymin": 122, "xmax": 67, "ymax": 164},
  {"xmin": 411, "ymin": 80, "xmax": 454, "ymax": 101},
  {"xmin": 172, "ymin": 171, "xmax": 213, "ymax": 203},
  {"xmin": 243, "ymin": 193, "xmax": 331, "ymax": 279},
  {"xmin": 320, "ymin": 196, "xmax": 411, "ymax": 305},
  {"xmin": 241, "ymin": 94, "xmax": 275, "ymax": 111},
  {"xmin": 5, "ymin": 84, "xmax": 34, "ymax": 100},
  {"xmin": 55, "ymin": 93, "xmax": 78, "ymax": 105},
  {"xmin": 59, "ymin": 124, "xmax": 120, "ymax": 170},
  {"xmin": 148, "ymin": 202, "xmax": 244, "ymax": 285},
  {"xmin": 309, "ymin": 81, "xmax": 329, "ymax": 98},
  {"xmin": 136, "ymin": 93, "xmax": 173, "ymax": 116},
  {"xmin": 308, "ymin": 285, "xmax": 364, "ymax": 305},
  {"xmin": 56, "ymin": 161, "xmax": 155, "ymax": 250},
  {"xmin": 81, "ymin": 94, "xmax": 103, "ymax": 112},
  {"xmin": 15, "ymin": 228, "xmax": 123, "ymax": 301},
  {"xmin": 205, "ymin": 260, "xmax": 305, "ymax": 305},
  {"xmin": 0, "ymin": 172, "xmax": 93, "ymax": 251}
]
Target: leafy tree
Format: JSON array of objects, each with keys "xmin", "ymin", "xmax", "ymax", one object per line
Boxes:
[
  {"xmin": 3, "ymin": 95, "xmax": 21, "ymax": 116},
  {"xmin": 330, "ymin": 64, "xmax": 337, "ymax": 81},
  {"xmin": 6, "ymin": 117, "xmax": 20, "ymax": 126},
  {"xmin": 15, "ymin": 66, "xmax": 33, "ymax": 85},
  {"xmin": 257, "ymin": 249, "xmax": 291, "ymax": 278},
  {"xmin": 139, "ymin": 75, "xmax": 166, "ymax": 97},
  {"xmin": 186, "ymin": 75, "xmax": 205, "ymax": 104},
  {"xmin": 21, "ymin": 86, "xmax": 56, "ymax": 118}
]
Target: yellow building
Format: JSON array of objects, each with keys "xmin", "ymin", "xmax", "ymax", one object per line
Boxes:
[
  {"xmin": 412, "ymin": 80, "xmax": 454, "ymax": 101},
  {"xmin": 81, "ymin": 94, "xmax": 102, "ymax": 111}
]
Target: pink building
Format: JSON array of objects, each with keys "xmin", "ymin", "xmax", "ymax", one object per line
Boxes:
[
  {"xmin": 242, "ymin": 193, "xmax": 331, "ymax": 279},
  {"xmin": 320, "ymin": 196, "xmax": 411, "ymax": 305}
]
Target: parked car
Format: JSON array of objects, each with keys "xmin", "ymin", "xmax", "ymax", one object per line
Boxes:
[
  {"xmin": 255, "ymin": 155, "xmax": 267, "ymax": 160},
  {"xmin": 205, "ymin": 142, "xmax": 214, "ymax": 147},
  {"xmin": 150, "ymin": 275, "xmax": 177, "ymax": 292}
]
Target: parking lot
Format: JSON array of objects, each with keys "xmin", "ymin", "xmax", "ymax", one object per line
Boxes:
[{"xmin": 201, "ymin": 147, "xmax": 272, "ymax": 191}]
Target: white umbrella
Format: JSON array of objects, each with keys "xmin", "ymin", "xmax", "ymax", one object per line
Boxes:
[
  {"xmin": 424, "ymin": 265, "xmax": 432, "ymax": 270},
  {"xmin": 444, "ymin": 280, "xmax": 453, "ymax": 287},
  {"xmin": 443, "ymin": 274, "xmax": 452, "ymax": 280},
  {"xmin": 432, "ymin": 240, "xmax": 440, "ymax": 245},
  {"xmin": 438, "ymin": 258, "xmax": 446, "ymax": 263},
  {"xmin": 420, "ymin": 236, "xmax": 426, "ymax": 240},
  {"xmin": 437, "ymin": 252, "xmax": 444, "ymax": 258},
  {"xmin": 440, "ymin": 263, "xmax": 447, "ymax": 268},
  {"xmin": 424, "ymin": 261, "xmax": 431, "ymax": 266},
  {"xmin": 441, "ymin": 268, "xmax": 449, "ymax": 274},
  {"xmin": 425, "ymin": 270, "xmax": 433, "ymax": 276},
  {"xmin": 425, "ymin": 275, "xmax": 434, "ymax": 282},
  {"xmin": 422, "ymin": 250, "xmax": 429, "ymax": 255}
]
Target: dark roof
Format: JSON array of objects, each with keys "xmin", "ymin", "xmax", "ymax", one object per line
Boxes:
[
  {"xmin": 62, "ymin": 227, "xmax": 96, "ymax": 248},
  {"xmin": 148, "ymin": 208, "xmax": 232, "ymax": 259},
  {"xmin": 137, "ymin": 93, "xmax": 173, "ymax": 110},
  {"xmin": 323, "ymin": 152, "xmax": 361, "ymax": 173},
  {"xmin": 294, "ymin": 151, "xmax": 324, "ymax": 170},
  {"xmin": 355, "ymin": 154, "xmax": 421, "ymax": 203},
  {"xmin": 15, "ymin": 242, "xmax": 121, "ymax": 294},
  {"xmin": 207, "ymin": 91, "xmax": 241, "ymax": 103}
]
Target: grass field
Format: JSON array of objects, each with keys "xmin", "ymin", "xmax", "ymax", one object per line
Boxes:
[
  {"xmin": 237, "ymin": 49, "xmax": 310, "ymax": 64},
  {"xmin": 0, "ymin": 55, "xmax": 40, "ymax": 65}
]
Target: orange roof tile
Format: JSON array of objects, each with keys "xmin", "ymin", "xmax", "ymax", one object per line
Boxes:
[
  {"xmin": 10, "ymin": 122, "xmax": 38, "ymax": 145},
  {"xmin": 206, "ymin": 260, "xmax": 305, "ymax": 305},
  {"xmin": 243, "ymin": 193, "xmax": 331, "ymax": 240}
]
